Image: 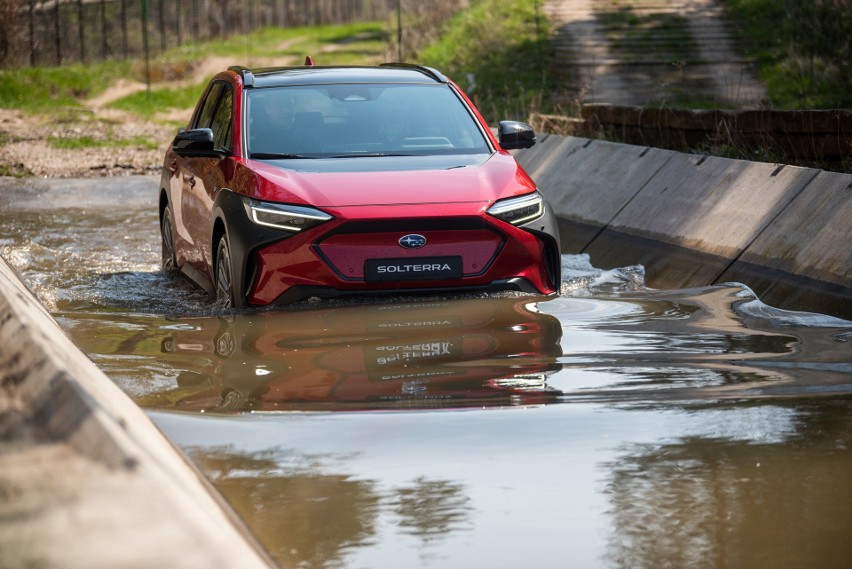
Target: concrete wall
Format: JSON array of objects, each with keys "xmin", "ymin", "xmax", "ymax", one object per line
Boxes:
[
  {"xmin": 0, "ymin": 257, "xmax": 274, "ymax": 569},
  {"xmin": 515, "ymin": 134, "xmax": 851, "ymax": 302}
]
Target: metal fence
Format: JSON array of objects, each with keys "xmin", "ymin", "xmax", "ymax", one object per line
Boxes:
[{"xmin": 0, "ymin": 0, "xmax": 399, "ymax": 68}]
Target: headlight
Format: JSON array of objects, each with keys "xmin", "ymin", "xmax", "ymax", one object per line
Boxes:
[
  {"xmin": 487, "ymin": 191, "xmax": 544, "ymax": 226},
  {"xmin": 243, "ymin": 198, "xmax": 333, "ymax": 232}
]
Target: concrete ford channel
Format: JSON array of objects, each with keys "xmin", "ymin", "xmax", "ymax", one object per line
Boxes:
[{"xmin": 0, "ymin": 133, "xmax": 849, "ymax": 565}]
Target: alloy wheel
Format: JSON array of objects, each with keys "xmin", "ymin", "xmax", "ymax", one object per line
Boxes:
[
  {"xmin": 215, "ymin": 236, "xmax": 234, "ymax": 308},
  {"xmin": 161, "ymin": 207, "xmax": 177, "ymax": 272}
]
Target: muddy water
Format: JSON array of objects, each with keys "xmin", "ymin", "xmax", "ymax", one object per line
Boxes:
[{"xmin": 1, "ymin": 180, "xmax": 851, "ymax": 568}]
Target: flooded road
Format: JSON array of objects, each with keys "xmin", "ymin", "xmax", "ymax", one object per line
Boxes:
[{"xmin": 1, "ymin": 178, "xmax": 851, "ymax": 568}]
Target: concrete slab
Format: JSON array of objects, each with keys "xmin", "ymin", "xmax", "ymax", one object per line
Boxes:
[
  {"xmin": 579, "ymin": 224, "xmax": 732, "ymax": 291},
  {"xmin": 0, "ymin": 258, "xmax": 273, "ymax": 569},
  {"xmin": 608, "ymin": 156, "xmax": 820, "ymax": 258},
  {"xmin": 734, "ymin": 170, "xmax": 852, "ymax": 286},
  {"xmin": 516, "ymin": 132, "xmax": 850, "ymax": 316},
  {"xmin": 516, "ymin": 137, "xmax": 675, "ymax": 236},
  {"xmin": 514, "ymin": 133, "xmax": 589, "ymax": 186},
  {"xmin": 557, "ymin": 218, "xmax": 602, "ymax": 254}
]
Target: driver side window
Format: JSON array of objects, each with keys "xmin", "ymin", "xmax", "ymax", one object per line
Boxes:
[
  {"xmin": 194, "ymin": 83, "xmax": 223, "ymax": 130},
  {"xmin": 211, "ymin": 87, "xmax": 234, "ymax": 151},
  {"xmin": 192, "ymin": 81, "xmax": 233, "ymax": 153}
]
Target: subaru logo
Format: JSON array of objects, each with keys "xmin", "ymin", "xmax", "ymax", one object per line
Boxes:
[{"xmin": 399, "ymin": 234, "xmax": 427, "ymax": 249}]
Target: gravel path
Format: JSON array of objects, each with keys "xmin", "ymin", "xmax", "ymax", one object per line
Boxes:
[{"xmin": 546, "ymin": 0, "xmax": 766, "ymax": 108}]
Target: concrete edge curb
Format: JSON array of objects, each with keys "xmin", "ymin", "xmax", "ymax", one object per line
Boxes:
[
  {"xmin": 0, "ymin": 257, "xmax": 274, "ymax": 569},
  {"xmin": 515, "ymin": 134, "xmax": 851, "ymax": 289}
]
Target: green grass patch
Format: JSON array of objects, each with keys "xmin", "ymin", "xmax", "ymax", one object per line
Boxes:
[
  {"xmin": 156, "ymin": 22, "xmax": 387, "ymax": 69},
  {"xmin": 0, "ymin": 60, "xmax": 133, "ymax": 111},
  {"xmin": 108, "ymin": 83, "xmax": 205, "ymax": 118},
  {"xmin": 1, "ymin": 22, "xmax": 387, "ymax": 118},
  {"xmin": 0, "ymin": 163, "xmax": 33, "ymax": 177},
  {"xmin": 724, "ymin": 0, "xmax": 852, "ymax": 108},
  {"xmin": 417, "ymin": 0, "xmax": 556, "ymax": 123},
  {"xmin": 596, "ymin": 8, "xmax": 697, "ymax": 62},
  {"xmin": 48, "ymin": 133, "xmax": 159, "ymax": 150}
]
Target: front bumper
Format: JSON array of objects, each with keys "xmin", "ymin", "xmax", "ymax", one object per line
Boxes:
[{"xmin": 216, "ymin": 190, "xmax": 561, "ymax": 307}]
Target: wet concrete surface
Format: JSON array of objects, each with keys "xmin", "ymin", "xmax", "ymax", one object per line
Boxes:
[
  {"xmin": 561, "ymin": 219, "xmax": 852, "ymax": 321},
  {"xmin": 1, "ymin": 174, "xmax": 851, "ymax": 567},
  {"xmin": 514, "ymin": 135, "xmax": 852, "ymax": 319}
]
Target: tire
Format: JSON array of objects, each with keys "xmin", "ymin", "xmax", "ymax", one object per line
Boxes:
[
  {"xmin": 161, "ymin": 206, "xmax": 177, "ymax": 272},
  {"xmin": 214, "ymin": 235, "xmax": 235, "ymax": 308},
  {"xmin": 217, "ymin": 388, "xmax": 244, "ymax": 411}
]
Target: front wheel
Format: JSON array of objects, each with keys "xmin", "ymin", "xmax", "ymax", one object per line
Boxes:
[
  {"xmin": 161, "ymin": 206, "xmax": 177, "ymax": 272},
  {"xmin": 214, "ymin": 235, "xmax": 235, "ymax": 308}
]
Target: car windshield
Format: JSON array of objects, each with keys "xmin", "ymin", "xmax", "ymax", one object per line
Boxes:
[{"xmin": 246, "ymin": 83, "xmax": 491, "ymax": 158}]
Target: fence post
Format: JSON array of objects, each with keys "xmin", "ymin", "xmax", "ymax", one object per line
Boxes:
[
  {"xmin": 121, "ymin": 0, "xmax": 128, "ymax": 59},
  {"xmin": 29, "ymin": 0, "xmax": 35, "ymax": 66},
  {"xmin": 396, "ymin": 0, "xmax": 402, "ymax": 62},
  {"xmin": 192, "ymin": 0, "xmax": 199, "ymax": 42},
  {"xmin": 158, "ymin": 0, "xmax": 165, "ymax": 52},
  {"xmin": 54, "ymin": 0, "xmax": 61, "ymax": 64},
  {"xmin": 78, "ymin": 0, "xmax": 85, "ymax": 63},
  {"xmin": 101, "ymin": 0, "xmax": 108, "ymax": 60},
  {"xmin": 142, "ymin": 0, "xmax": 150, "ymax": 93},
  {"xmin": 176, "ymin": 0, "xmax": 182, "ymax": 46}
]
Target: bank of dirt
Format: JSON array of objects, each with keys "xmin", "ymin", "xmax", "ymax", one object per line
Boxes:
[{"xmin": 0, "ymin": 106, "xmax": 174, "ymax": 179}]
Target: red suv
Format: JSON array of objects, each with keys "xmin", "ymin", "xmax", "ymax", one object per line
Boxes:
[{"xmin": 160, "ymin": 62, "xmax": 561, "ymax": 307}]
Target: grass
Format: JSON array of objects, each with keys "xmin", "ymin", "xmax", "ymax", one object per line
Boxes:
[
  {"xmin": 108, "ymin": 83, "xmax": 205, "ymax": 118},
  {"xmin": 0, "ymin": 60, "xmax": 133, "ymax": 111},
  {"xmin": 0, "ymin": 22, "xmax": 388, "ymax": 119},
  {"xmin": 108, "ymin": 22, "xmax": 388, "ymax": 117},
  {"xmin": 416, "ymin": 0, "xmax": 557, "ymax": 122},
  {"xmin": 156, "ymin": 22, "xmax": 387, "ymax": 68},
  {"xmin": 0, "ymin": 163, "xmax": 32, "ymax": 178},
  {"xmin": 47, "ymin": 133, "xmax": 160, "ymax": 150},
  {"xmin": 596, "ymin": 7, "xmax": 697, "ymax": 63},
  {"xmin": 724, "ymin": 0, "xmax": 852, "ymax": 109}
]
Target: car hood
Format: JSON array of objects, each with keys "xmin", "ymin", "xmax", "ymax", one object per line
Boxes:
[{"xmin": 246, "ymin": 152, "xmax": 536, "ymax": 207}]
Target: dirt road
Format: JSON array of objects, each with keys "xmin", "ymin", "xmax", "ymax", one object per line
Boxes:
[{"xmin": 545, "ymin": 0, "xmax": 766, "ymax": 108}]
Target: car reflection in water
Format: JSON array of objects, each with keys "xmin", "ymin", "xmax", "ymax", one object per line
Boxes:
[{"xmin": 160, "ymin": 297, "xmax": 564, "ymax": 412}]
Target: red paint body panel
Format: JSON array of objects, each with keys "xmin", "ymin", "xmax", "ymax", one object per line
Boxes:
[
  {"xmin": 160, "ymin": 65, "xmax": 560, "ymax": 307},
  {"xmin": 243, "ymin": 152, "xmax": 535, "ymax": 207}
]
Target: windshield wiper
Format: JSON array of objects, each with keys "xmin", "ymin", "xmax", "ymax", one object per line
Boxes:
[
  {"xmin": 328, "ymin": 152, "xmax": 415, "ymax": 158},
  {"xmin": 250, "ymin": 152, "xmax": 316, "ymax": 159}
]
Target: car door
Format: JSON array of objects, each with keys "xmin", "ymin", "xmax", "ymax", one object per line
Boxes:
[{"xmin": 171, "ymin": 82, "xmax": 234, "ymax": 278}]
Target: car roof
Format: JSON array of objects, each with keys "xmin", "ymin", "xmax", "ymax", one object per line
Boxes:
[{"xmin": 229, "ymin": 64, "xmax": 449, "ymax": 89}]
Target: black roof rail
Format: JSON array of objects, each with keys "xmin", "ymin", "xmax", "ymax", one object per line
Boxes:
[
  {"xmin": 379, "ymin": 63, "xmax": 448, "ymax": 83},
  {"xmin": 228, "ymin": 66, "xmax": 255, "ymax": 88}
]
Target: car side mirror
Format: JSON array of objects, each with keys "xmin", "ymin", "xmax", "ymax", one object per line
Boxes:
[
  {"xmin": 172, "ymin": 128, "xmax": 226, "ymax": 158},
  {"xmin": 498, "ymin": 121, "xmax": 536, "ymax": 150}
]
